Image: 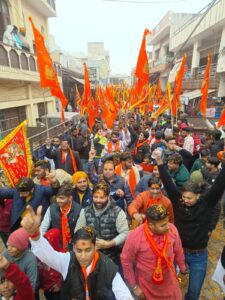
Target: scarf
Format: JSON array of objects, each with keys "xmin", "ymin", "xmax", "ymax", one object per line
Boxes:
[
  {"xmin": 108, "ymin": 141, "xmax": 120, "ymax": 153},
  {"xmin": 61, "ymin": 201, "xmax": 72, "ymax": 251},
  {"xmin": 62, "ymin": 148, "xmax": 77, "ymax": 174},
  {"xmin": 41, "ymin": 177, "xmax": 50, "ymax": 186},
  {"xmin": 144, "ymin": 222, "xmax": 177, "ymax": 284},
  {"xmin": 134, "ymin": 140, "xmax": 148, "ymax": 155},
  {"xmin": 81, "ymin": 251, "xmax": 100, "ymax": 300},
  {"xmin": 61, "ymin": 151, "xmax": 66, "ymax": 164},
  {"xmin": 115, "ymin": 164, "xmax": 136, "ymax": 197}
]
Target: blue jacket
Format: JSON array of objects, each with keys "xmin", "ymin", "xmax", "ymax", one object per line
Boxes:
[
  {"xmin": 73, "ymin": 187, "xmax": 92, "ymax": 208},
  {"xmin": 0, "ymin": 184, "xmax": 59, "ymax": 231}
]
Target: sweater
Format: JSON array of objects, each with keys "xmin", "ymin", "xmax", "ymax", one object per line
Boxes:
[{"xmin": 158, "ymin": 163, "xmax": 225, "ymax": 249}]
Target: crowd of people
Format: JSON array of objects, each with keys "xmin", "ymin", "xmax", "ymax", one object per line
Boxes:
[{"xmin": 0, "ymin": 111, "xmax": 225, "ymax": 300}]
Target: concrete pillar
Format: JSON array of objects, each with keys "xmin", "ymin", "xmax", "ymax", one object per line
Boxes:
[
  {"xmin": 191, "ymin": 41, "xmax": 201, "ymax": 73},
  {"xmin": 217, "ymin": 26, "xmax": 225, "ymax": 97}
]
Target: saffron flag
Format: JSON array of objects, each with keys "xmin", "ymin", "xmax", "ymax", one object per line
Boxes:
[
  {"xmin": 83, "ymin": 63, "xmax": 92, "ymax": 108},
  {"xmin": 156, "ymin": 79, "xmax": 162, "ymax": 103},
  {"xmin": 200, "ymin": 52, "xmax": 211, "ymax": 117},
  {"xmin": 217, "ymin": 108, "xmax": 225, "ymax": 129},
  {"xmin": 135, "ymin": 29, "xmax": 151, "ymax": 95},
  {"xmin": 171, "ymin": 53, "xmax": 186, "ymax": 117},
  {"xmin": 75, "ymin": 85, "xmax": 82, "ymax": 111},
  {"xmin": 29, "ymin": 17, "xmax": 68, "ymax": 116},
  {"xmin": 0, "ymin": 121, "xmax": 32, "ymax": 187}
]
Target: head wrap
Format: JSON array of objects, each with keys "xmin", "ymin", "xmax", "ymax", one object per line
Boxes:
[
  {"xmin": 72, "ymin": 171, "xmax": 89, "ymax": 186},
  {"xmin": 190, "ymin": 171, "xmax": 204, "ymax": 187},
  {"xmin": 217, "ymin": 151, "xmax": 225, "ymax": 161},
  {"xmin": 7, "ymin": 228, "xmax": 30, "ymax": 251}
]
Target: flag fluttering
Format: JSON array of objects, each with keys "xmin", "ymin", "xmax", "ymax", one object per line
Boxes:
[
  {"xmin": 29, "ymin": 17, "xmax": 68, "ymax": 120},
  {"xmin": 135, "ymin": 29, "xmax": 151, "ymax": 95},
  {"xmin": 171, "ymin": 53, "xmax": 186, "ymax": 117},
  {"xmin": 155, "ymin": 79, "xmax": 162, "ymax": 104},
  {"xmin": 200, "ymin": 52, "xmax": 211, "ymax": 117},
  {"xmin": 0, "ymin": 121, "xmax": 32, "ymax": 187},
  {"xmin": 217, "ymin": 108, "xmax": 225, "ymax": 128}
]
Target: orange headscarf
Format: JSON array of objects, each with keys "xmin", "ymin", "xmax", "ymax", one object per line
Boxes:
[{"xmin": 72, "ymin": 171, "xmax": 89, "ymax": 186}]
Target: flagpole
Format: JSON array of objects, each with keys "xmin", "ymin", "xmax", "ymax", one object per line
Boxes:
[{"xmin": 43, "ymin": 89, "xmax": 49, "ymax": 138}]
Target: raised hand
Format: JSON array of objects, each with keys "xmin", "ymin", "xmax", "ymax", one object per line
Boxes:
[
  {"xmin": 89, "ymin": 149, "xmax": 96, "ymax": 162},
  {"xmin": 21, "ymin": 205, "xmax": 42, "ymax": 236}
]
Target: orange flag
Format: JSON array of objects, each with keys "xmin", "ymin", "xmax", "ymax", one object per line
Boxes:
[
  {"xmin": 135, "ymin": 29, "xmax": 151, "ymax": 95},
  {"xmin": 200, "ymin": 52, "xmax": 211, "ymax": 117},
  {"xmin": 217, "ymin": 108, "xmax": 225, "ymax": 129},
  {"xmin": 104, "ymin": 86, "xmax": 118, "ymax": 128},
  {"xmin": 75, "ymin": 85, "xmax": 82, "ymax": 111},
  {"xmin": 156, "ymin": 79, "xmax": 162, "ymax": 104},
  {"xmin": 171, "ymin": 53, "xmax": 186, "ymax": 117},
  {"xmin": 29, "ymin": 17, "xmax": 68, "ymax": 116},
  {"xmin": 83, "ymin": 63, "xmax": 92, "ymax": 108}
]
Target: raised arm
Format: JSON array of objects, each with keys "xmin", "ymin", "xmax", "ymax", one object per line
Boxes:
[
  {"xmin": 21, "ymin": 205, "xmax": 70, "ymax": 280},
  {"xmin": 154, "ymin": 150, "xmax": 181, "ymax": 203},
  {"xmin": 203, "ymin": 163, "xmax": 225, "ymax": 207}
]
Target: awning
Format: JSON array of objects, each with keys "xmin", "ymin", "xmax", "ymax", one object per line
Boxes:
[
  {"xmin": 71, "ymin": 76, "xmax": 95, "ymax": 89},
  {"xmin": 181, "ymin": 89, "xmax": 216, "ymax": 100}
]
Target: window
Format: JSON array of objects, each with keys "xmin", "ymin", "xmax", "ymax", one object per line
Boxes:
[{"xmin": 0, "ymin": 0, "xmax": 10, "ymax": 41}]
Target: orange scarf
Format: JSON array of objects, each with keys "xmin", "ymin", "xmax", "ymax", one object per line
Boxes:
[
  {"xmin": 116, "ymin": 164, "xmax": 136, "ymax": 197},
  {"xmin": 108, "ymin": 141, "xmax": 120, "ymax": 153},
  {"xmin": 134, "ymin": 140, "xmax": 148, "ymax": 155},
  {"xmin": 144, "ymin": 222, "xmax": 177, "ymax": 284},
  {"xmin": 41, "ymin": 177, "xmax": 50, "ymax": 186},
  {"xmin": 61, "ymin": 201, "xmax": 72, "ymax": 251},
  {"xmin": 61, "ymin": 148, "xmax": 77, "ymax": 174},
  {"xmin": 81, "ymin": 251, "xmax": 100, "ymax": 300}
]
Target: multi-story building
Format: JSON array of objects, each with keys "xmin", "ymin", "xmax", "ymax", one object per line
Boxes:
[
  {"xmin": 0, "ymin": 0, "xmax": 60, "ymax": 134},
  {"xmin": 149, "ymin": 1, "xmax": 225, "ymax": 117},
  {"xmin": 148, "ymin": 11, "xmax": 195, "ymax": 91}
]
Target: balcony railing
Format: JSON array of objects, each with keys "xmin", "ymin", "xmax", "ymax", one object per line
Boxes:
[
  {"xmin": 149, "ymin": 55, "xmax": 174, "ymax": 74},
  {"xmin": 182, "ymin": 63, "xmax": 218, "ymax": 90},
  {"xmin": 0, "ymin": 42, "xmax": 62, "ymax": 79}
]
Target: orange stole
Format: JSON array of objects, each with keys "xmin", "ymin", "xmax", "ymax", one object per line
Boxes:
[
  {"xmin": 115, "ymin": 164, "xmax": 136, "ymax": 197},
  {"xmin": 108, "ymin": 141, "xmax": 120, "ymax": 153},
  {"xmin": 61, "ymin": 201, "xmax": 72, "ymax": 251},
  {"xmin": 81, "ymin": 251, "xmax": 100, "ymax": 300},
  {"xmin": 134, "ymin": 140, "xmax": 148, "ymax": 155},
  {"xmin": 144, "ymin": 222, "xmax": 177, "ymax": 284}
]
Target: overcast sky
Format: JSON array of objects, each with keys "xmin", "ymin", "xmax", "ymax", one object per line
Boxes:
[{"xmin": 49, "ymin": 0, "xmax": 209, "ymax": 74}]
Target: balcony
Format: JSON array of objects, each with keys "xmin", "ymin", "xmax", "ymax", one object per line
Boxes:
[
  {"xmin": 148, "ymin": 12, "xmax": 171, "ymax": 45},
  {"xmin": 149, "ymin": 55, "xmax": 173, "ymax": 75},
  {"xmin": 182, "ymin": 63, "xmax": 219, "ymax": 90},
  {"xmin": 24, "ymin": 0, "xmax": 56, "ymax": 17},
  {"xmin": 0, "ymin": 42, "xmax": 62, "ymax": 82}
]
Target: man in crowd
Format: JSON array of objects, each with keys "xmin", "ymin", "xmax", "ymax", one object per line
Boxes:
[
  {"xmin": 103, "ymin": 130, "xmax": 130, "ymax": 156},
  {"xmin": 21, "ymin": 208, "xmax": 134, "ymax": 299},
  {"xmin": 45, "ymin": 137, "xmax": 83, "ymax": 175},
  {"xmin": 155, "ymin": 149, "xmax": 225, "ymax": 300},
  {"xmin": 167, "ymin": 153, "xmax": 190, "ymax": 189},
  {"xmin": 121, "ymin": 204, "xmax": 186, "ymax": 299},
  {"xmin": 115, "ymin": 152, "xmax": 140, "ymax": 197},
  {"xmin": 75, "ymin": 182, "xmax": 129, "ymax": 266},
  {"xmin": 135, "ymin": 165, "xmax": 161, "ymax": 195},
  {"xmin": 133, "ymin": 131, "xmax": 150, "ymax": 163},
  {"xmin": 33, "ymin": 160, "xmax": 72, "ymax": 186},
  {"xmin": 72, "ymin": 171, "xmax": 92, "ymax": 207},
  {"xmin": 88, "ymin": 149, "xmax": 133, "ymax": 210},
  {"xmin": 0, "ymin": 174, "xmax": 59, "ymax": 231},
  {"xmin": 181, "ymin": 127, "xmax": 194, "ymax": 155},
  {"xmin": 41, "ymin": 184, "xmax": 82, "ymax": 251},
  {"xmin": 128, "ymin": 177, "xmax": 174, "ymax": 225}
]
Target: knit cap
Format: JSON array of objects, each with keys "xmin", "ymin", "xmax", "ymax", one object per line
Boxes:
[
  {"xmin": 7, "ymin": 228, "xmax": 30, "ymax": 251},
  {"xmin": 190, "ymin": 171, "xmax": 204, "ymax": 187}
]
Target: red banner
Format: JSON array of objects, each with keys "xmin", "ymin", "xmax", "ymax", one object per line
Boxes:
[{"xmin": 0, "ymin": 121, "xmax": 32, "ymax": 187}]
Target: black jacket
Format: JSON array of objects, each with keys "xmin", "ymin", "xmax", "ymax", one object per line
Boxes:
[
  {"xmin": 45, "ymin": 148, "xmax": 83, "ymax": 175},
  {"xmin": 61, "ymin": 252, "xmax": 118, "ymax": 300},
  {"xmin": 158, "ymin": 163, "xmax": 225, "ymax": 249}
]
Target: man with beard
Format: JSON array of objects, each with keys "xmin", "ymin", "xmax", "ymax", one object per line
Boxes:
[
  {"xmin": 103, "ymin": 130, "xmax": 130, "ymax": 156},
  {"xmin": 88, "ymin": 150, "xmax": 133, "ymax": 210},
  {"xmin": 75, "ymin": 182, "xmax": 129, "ymax": 267},
  {"xmin": 72, "ymin": 171, "xmax": 92, "ymax": 207},
  {"xmin": 121, "ymin": 204, "xmax": 186, "ymax": 300}
]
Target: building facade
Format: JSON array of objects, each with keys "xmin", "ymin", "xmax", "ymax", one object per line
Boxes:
[{"xmin": 0, "ymin": 0, "xmax": 60, "ymax": 134}]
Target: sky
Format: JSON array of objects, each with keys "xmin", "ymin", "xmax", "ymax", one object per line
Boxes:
[{"xmin": 49, "ymin": 0, "xmax": 210, "ymax": 75}]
